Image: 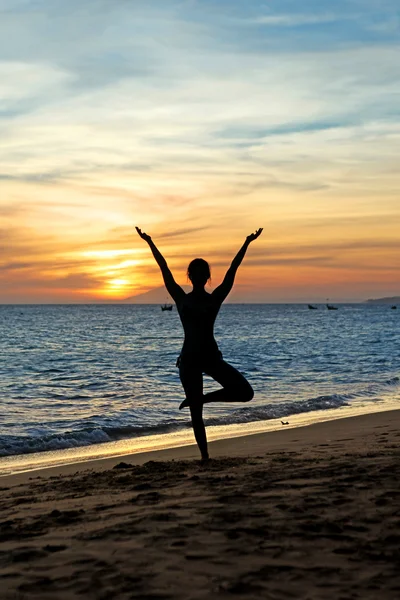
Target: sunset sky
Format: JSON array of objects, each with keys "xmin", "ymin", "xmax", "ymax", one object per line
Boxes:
[{"xmin": 1, "ymin": 0, "xmax": 399, "ymax": 303}]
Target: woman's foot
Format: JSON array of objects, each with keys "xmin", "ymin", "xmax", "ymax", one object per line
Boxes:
[{"xmin": 179, "ymin": 396, "xmax": 204, "ymax": 410}]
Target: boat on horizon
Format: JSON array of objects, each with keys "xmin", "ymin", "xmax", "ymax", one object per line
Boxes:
[
  {"xmin": 308, "ymin": 304, "xmax": 318, "ymax": 310},
  {"xmin": 326, "ymin": 299, "xmax": 338, "ymax": 310},
  {"xmin": 391, "ymin": 305, "xmax": 397, "ymax": 310},
  {"xmin": 161, "ymin": 304, "xmax": 173, "ymax": 311}
]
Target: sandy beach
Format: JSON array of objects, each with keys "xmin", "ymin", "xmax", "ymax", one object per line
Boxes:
[{"xmin": 1, "ymin": 409, "xmax": 399, "ymax": 599}]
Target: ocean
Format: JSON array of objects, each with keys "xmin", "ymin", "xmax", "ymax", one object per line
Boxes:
[{"xmin": 0, "ymin": 304, "xmax": 399, "ymax": 472}]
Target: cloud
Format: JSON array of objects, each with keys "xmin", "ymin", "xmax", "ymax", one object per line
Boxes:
[
  {"xmin": 156, "ymin": 226, "xmax": 210, "ymax": 239},
  {"xmin": 0, "ymin": 171, "xmax": 70, "ymax": 183},
  {"xmin": 1, "ymin": 270, "xmax": 102, "ymax": 289},
  {"xmin": 0, "ymin": 60, "xmax": 71, "ymax": 101},
  {"xmin": 251, "ymin": 14, "xmax": 339, "ymax": 27}
]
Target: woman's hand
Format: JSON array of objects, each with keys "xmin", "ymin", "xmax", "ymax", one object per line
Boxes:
[
  {"xmin": 246, "ymin": 228, "xmax": 263, "ymax": 243},
  {"xmin": 136, "ymin": 226, "xmax": 152, "ymax": 243}
]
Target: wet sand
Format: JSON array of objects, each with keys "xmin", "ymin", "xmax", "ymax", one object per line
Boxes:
[{"xmin": 1, "ymin": 410, "xmax": 399, "ymax": 599}]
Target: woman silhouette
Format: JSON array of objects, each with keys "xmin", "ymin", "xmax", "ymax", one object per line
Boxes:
[{"xmin": 136, "ymin": 226, "xmax": 263, "ymax": 460}]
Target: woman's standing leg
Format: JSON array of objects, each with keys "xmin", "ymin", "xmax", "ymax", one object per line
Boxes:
[
  {"xmin": 189, "ymin": 404, "xmax": 208, "ymax": 460},
  {"xmin": 179, "ymin": 360, "xmax": 209, "ymax": 460}
]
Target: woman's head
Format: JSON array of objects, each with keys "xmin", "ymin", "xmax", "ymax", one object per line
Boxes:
[{"xmin": 187, "ymin": 258, "xmax": 211, "ymax": 287}]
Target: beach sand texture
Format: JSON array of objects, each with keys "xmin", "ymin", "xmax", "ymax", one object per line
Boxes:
[{"xmin": 1, "ymin": 411, "xmax": 399, "ymax": 599}]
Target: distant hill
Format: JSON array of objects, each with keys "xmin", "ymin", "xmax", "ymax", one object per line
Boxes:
[
  {"xmin": 121, "ymin": 286, "xmax": 190, "ymax": 304},
  {"xmin": 365, "ymin": 296, "xmax": 400, "ymax": 304}
]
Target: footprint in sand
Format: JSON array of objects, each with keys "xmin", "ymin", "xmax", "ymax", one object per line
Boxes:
[{"xmin": 131, "ymin": 491, "xmax": 163, "ymax": 505}]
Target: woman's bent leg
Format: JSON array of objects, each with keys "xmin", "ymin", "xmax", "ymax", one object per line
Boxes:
[{"xmin": 203, "ymin": 359, "xmax": 254, "ymax": 404}]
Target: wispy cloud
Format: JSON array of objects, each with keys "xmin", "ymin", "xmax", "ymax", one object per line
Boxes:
[{"xmin": 251, "ymin": 14, "xmax": 339, "ymax": 27}]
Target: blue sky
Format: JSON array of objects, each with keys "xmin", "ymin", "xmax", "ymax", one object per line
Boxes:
[
  {"xmin": 1, "ymin": 0, "xmax": 399, "ymax": 176},
  {"xmin": 0, "ymin": 0, "xmax": 399, "ymax": 302}
]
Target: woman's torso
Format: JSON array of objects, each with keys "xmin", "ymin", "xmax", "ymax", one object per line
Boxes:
[{"xmin": 176, "ymin": 291, "xmax": 221, "ymax": 358}]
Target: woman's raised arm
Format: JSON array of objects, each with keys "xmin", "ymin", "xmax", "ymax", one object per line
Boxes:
[
  {"xmin": 136, "ymin": 227, "xmax": 185, "ymax": 303},
  {"xmin": 212, "ymin": 228, "xmax": 263, "ymax": 304}
]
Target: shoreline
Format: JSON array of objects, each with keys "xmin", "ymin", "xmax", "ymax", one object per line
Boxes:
[
  {"xmin": 0, "ymin": 398, "xmax": 398, "ymax": 479},
  {"xmin": 2, "ymin": 406, "xmax": 399, "ymax": 486},
  {"xmin": 1, "ymin": 408, "xmax": 399, "ymax": 598}
]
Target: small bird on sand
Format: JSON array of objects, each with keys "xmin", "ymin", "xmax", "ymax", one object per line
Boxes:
[{"xmin": 281, "ymin": 421, "xmax": 289, "ymax": 425}]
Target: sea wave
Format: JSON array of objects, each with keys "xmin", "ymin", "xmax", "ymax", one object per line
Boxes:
[
  {"xmin": 0, "ymin": 421, "xmax": 181, "ymax": 457},
  {"xmin": 1, "ymin": 377, "xmax": 398, "ymax": 457}
]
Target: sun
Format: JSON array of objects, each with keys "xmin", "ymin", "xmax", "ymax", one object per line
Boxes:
[
  {"xmin": 80, "ymin": 249, "xmax": 144, "ymax": 299},
  {"xmin": 109, "ymin": 278, "xmax": 129, "ymax": 288},
  {"xmin": 106, "ymin": 278, "xmax": 130, "ymax": 296}
]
